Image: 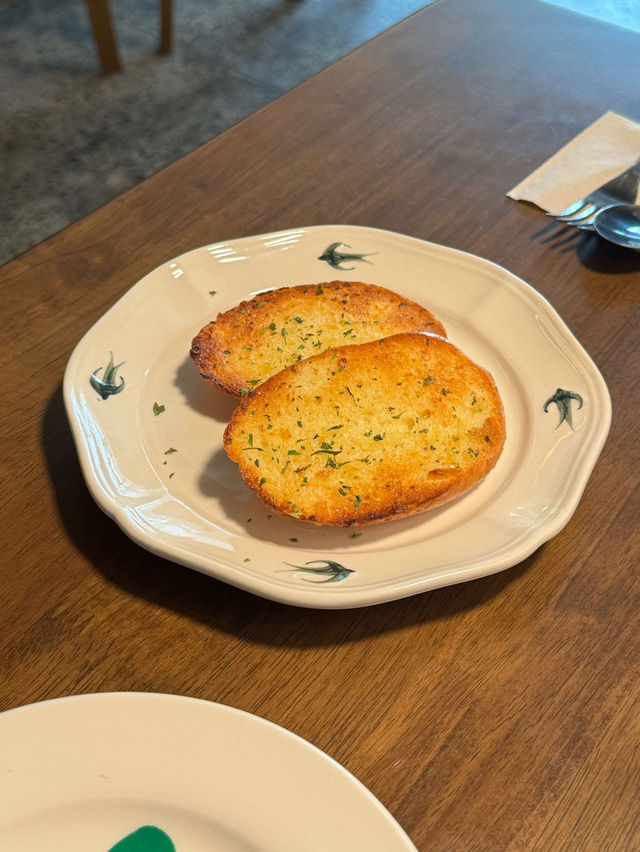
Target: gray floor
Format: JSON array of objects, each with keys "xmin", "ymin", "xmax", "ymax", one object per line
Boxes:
[{"xmin": 1, "ymin": 0, "xmax": 638, "ymax": 267}]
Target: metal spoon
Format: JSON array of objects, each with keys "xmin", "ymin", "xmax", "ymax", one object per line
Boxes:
[{"xmin": 593, "ymin": 204, "xmax": 640, "ymax": 251}]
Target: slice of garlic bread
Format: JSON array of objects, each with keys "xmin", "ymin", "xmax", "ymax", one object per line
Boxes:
[
  {"xmin": 223, "ymin": 333, "xmax": 505, "ymax": 526},
  {"xmin": 190, "ymin": 281, "xmax": 446, "ymax": 397}
]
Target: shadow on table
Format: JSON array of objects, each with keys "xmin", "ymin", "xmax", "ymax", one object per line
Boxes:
[
  {"xmin": 532, "ymin": 219, "xmax": 640, "ymax": 273},
  {"xmin": 44, "ymin": 385, "xmax": 538, "ymax": 649}
]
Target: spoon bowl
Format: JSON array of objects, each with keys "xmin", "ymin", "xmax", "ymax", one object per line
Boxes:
[{"xmin": 593, "ymin": 204, "xmax": 640, "ymax": 251}]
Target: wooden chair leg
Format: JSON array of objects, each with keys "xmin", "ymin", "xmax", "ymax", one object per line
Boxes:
[
  {"xmin": 85, "ymin": 0, "xmax": 122, "ymax": 74},
  {"xmin": 159, "ymin": 0, "xmax": 173, "ymax": 55}
]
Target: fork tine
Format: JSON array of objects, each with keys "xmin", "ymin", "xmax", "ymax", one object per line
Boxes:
[
  {"xmin": 574, "ymin": 211, "xmax": 599, "ymax": 228},
  {"xmin": 547, "ymin": 199, "xmax": 589, "ymax": 218},
  {"xmin": 556, "ymin": 203, "xmax": 599, "ymax": 224}
]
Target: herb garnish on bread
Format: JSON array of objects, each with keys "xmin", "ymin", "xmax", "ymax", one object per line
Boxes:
[
  {"xmin": 190, "ymin": 281, "xmax": 445, "ymax": 397},
  {"xmin": 223, "ymin": 332, "xmax": 505, "ymax": 526}
]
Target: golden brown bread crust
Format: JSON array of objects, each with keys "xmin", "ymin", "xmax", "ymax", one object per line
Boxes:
[
  {"xmin": 223, "ymin": 332, "xmax": 506, "ymax": 526},
  {"xmin": 190, "ymin": 281, "xmax": 446, "ymax": 397}
]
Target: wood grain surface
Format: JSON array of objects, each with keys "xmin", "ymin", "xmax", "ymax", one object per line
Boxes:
[{"xmin": 1, "ymin": 0, "xmax": 639, "ymax": 848}]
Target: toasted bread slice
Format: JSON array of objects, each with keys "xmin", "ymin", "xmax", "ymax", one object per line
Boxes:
[
  {"xmin": 224, "ymin": 333, "xmax": 505, "ymax": 526},
  {"xmin": 190, "ymin": 281, "xmax": 446, "ymax": 397}
]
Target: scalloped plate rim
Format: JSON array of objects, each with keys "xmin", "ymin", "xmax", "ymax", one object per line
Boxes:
[{"xmin": 63, "ymin": 225, "xmax": 612, "ymax": 608}]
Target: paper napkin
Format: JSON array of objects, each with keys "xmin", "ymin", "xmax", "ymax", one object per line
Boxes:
[{"xmin": 508, "ymin": 111, "xmax": 640, "ymax": 213}]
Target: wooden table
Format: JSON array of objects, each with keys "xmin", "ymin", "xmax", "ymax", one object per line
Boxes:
[{"xmin": 2, "ymin": 0, "xmax": 639, "ymax": 847}]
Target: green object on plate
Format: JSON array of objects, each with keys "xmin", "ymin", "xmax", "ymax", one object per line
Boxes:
[
  {"xmin": 108, "ymin": 825, "xmax": 175, "ymax": 852},
  {"xmin": 317, "ymin": 241, "xmax": 374, "ymax": 270},
  {"xmin": 543, "ymin": 388, "xmax": 583, "ymax": 429},
  {"xmin": 90, "ymin": 352, "xmax": 125, "ymax": 399}
]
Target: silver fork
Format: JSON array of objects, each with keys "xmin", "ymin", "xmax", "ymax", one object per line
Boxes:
[{"xmin": 548, "ymin": 157, "xmax": 640, "ymax": 229}]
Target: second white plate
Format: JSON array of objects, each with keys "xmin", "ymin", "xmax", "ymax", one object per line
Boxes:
[
  {"xmin": 0, "ymin": 692, "xmax": 417, "ymax": 851},
  {"xmin": 63, "ymin": 225, "xmax": 611, "ymax": 608}
]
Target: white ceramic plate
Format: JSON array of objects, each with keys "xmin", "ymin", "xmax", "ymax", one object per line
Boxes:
[
  {"xmin": 0, "ymin": 692, "xmax": 417, "ymax": 851},
  {"xmin": 63, "ymin": 225, "xmax": 611, "ymax": 608}
]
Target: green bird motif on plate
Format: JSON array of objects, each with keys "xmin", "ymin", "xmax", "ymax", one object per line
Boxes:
[
  {"xmin": 544, "ymin": 388, "xmax": 583, "ymax": 429},
  {"xmin": 285, "ymin": 559, "xmax": 354, "ymax": 583},
  {"xmin": 318, "ymin": 242, "xmax": 375, "ymax": 271},
  {"xmin": 90, "ymin": 352, "xmax": 125, "ymax": 399}
]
